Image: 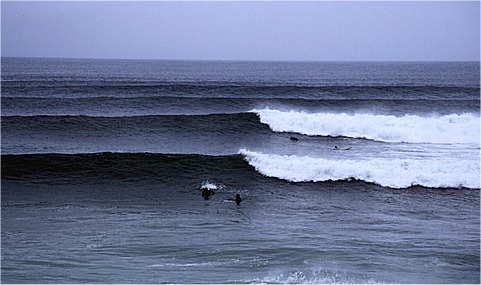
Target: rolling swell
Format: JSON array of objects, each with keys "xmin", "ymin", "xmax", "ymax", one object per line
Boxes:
[
  {"xmin": 2, "ymin": 112, "xmax": 273, "ymax": 155},
  {"xmin": 3, "ymin": 77, "xmax": 480, "ymax": 99},
  {"xmin": 1, "ymin": 153, "xmax": 257, "ymax": 185},
  {"xmin": 2, "ymin": 96, "xmax": 479, "ymax": 117},
  {"xmin": 2, "ymin": 81, "xmax": 479, "ymax": 99},
  {"xmin": 2, "ymin": 112, "xmax": 266, "ymax": 138}
]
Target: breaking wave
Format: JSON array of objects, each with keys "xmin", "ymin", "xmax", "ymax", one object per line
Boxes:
[
  {"xmin": 253, "ymin": 109, "xmax": 480, "ymax": 144},
  {"xmin": 239, "ymin": 149, "xmax": 480, "ymax": 189}
]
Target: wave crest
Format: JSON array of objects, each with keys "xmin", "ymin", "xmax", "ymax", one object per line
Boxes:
[
  {"xmin": 239, "ymin": 149, "xmax": 480, "ymax": 189},
  {"xmin": 253, "ymin": 109, "xmax": 480, "ymax": 144}
]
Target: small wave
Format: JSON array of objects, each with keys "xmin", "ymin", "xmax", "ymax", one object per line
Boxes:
[
  {"xmin": 253, "ymin": 108, "xmax": 480, "ymax": 144},
  {"xmin": 239, "ymin": 149, "xmax": 480, "ymax": 189},
  {"xmin": 3, "ymin": 80, "xmax": 479, "ymax": 99}
]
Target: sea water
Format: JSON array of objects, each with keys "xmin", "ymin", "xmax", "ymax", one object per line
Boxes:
[{"xmin": 1, "ymin": 58, "xmax": 479, "ymax": 283}]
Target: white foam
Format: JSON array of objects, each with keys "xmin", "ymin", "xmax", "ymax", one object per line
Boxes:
[
  {"xmin": 200, "ymin": 180, "xmax": 224, "ymax": 190},
  {"xmin": 239, "ymin": 149, "xmax": 480, "ymax": 189},
  {"xmin": 253, "ymin": 108, "xmax": 480, "ymax": 144}
]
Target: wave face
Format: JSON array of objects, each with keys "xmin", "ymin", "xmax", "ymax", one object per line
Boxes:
[
  {"xmin": 254, "ymin": 109, "xmax": 480, "ymax": 144},
  {"xmin": 240, "ymin": 150, "xmax": 480, "ymax": 189},
  {"xmin": 1, "ymin": 153, "xmax": 254, "ymax": 184},
  {"xmin": 0, "ymin": 113, "xmax": 271, "ymax": 155}
]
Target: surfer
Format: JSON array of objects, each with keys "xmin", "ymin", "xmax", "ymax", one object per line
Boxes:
[
  {"xmin": 235, "ymin": 194, "xmax": 242, "ymax": 206},
  {"xmin": 334, "ymin": 146, "xmax": 352, "ymax": 150},
  {"xmin": 225, "ymin": 194, "xmax": 243, "ymax": 205},
  {"xmin": 289, "ymin": 136, "xmax": 299, "ymax": 142},
  {"xmin": 201, "ymin": 189, "xmax": 215, "ymax": 200}
]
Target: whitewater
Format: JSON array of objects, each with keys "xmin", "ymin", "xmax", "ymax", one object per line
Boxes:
[
  {"xmin": 240, "ymin": 149, "xmax": 479, "ymax": 189},
  {"xmin": 236, "ymin": 108, "xmax": 481, "ymax": 189},
  {"xmin": 254, "ymin": 108, "xmax": 480, "ymax": 144}
]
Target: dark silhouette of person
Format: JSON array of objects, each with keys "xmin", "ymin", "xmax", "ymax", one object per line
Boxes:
[
  {"xmin": 289, "ymin": 136, "xmax": 299, "ymax": 141},
  {"xmin": 202, "ymin": 189, "xmax": 215, "ymax": 200},
  {"xmin": 235, "ymin": 194, "xmax": 242, "ymax": 206}
]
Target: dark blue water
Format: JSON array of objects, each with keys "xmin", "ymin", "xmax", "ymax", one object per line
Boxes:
[{"xmin": 2, "ymin": 58, "xmax": 480, "ymax": 283}]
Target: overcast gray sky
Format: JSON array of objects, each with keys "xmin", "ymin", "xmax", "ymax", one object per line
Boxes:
[{"xmin": 2, "ymin": 1, "xmax": 480, "ymax": 61}]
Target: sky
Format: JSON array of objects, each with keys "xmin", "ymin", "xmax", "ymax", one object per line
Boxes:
[{"xmin": 1, "ymin": 1, "xmax": 480, "ymax": 61}]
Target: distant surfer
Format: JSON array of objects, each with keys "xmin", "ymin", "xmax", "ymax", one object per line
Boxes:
[
  {"xmin": 201, "ymin": 189, "xmax": 215, "ymax": 200},
  {"xmin": 289, "ymin": 136, "xmax": 299, "ymax": 142},
  {"xmin": 334, "ymin": 146, "xmax": 352, "ymax": 150},
  {"xmin": 235, "ymin": 194, "xmax": 242, "ymax": 205},
  {"xmin": 224, "ymin": 194, "xmax": 242, "ymax": 205}
]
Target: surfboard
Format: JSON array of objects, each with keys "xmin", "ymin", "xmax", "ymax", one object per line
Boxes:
[{"xmin": 334, "ymin": 147, "xmax": 351, "ymax": 150}]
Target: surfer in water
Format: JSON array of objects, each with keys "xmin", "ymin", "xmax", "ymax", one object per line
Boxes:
[
  {"xmin": 225, "ymin": 194, "xmax": 242, "ymax": 205},
  {"xmin": 289, "ymin": 136, "xmax": 299, "ymax": 141},
  {"xmin": 334, "ymin": 146, "xmax": 352, "ymax": 150},
  {"xmin": 201, "ymin": 188, "xmax": 215, "ymax": 200},
  {"xmin": 234, "ymin": 194, "xmax": 242, "ymax": 205}
]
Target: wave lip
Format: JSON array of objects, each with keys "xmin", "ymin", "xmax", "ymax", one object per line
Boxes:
[
  {"xmin": 239, "ymin": 149, "xmax": 480, "ymax": 189},
  {"xmin": 253, "ymin": 108, "xmax": 480, "ymax": 144}
]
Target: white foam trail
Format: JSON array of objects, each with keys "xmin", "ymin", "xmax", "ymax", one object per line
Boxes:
[
  {"xmin": 253, "ymin": 109, "xmax": 480, "ymax": 144},
  {"xmin": 239, "ymin": 149, "xmax": 480, "ymax": 189}
]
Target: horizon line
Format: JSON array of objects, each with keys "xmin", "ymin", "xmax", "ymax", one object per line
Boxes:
[{"xmin": 2, "ymin": 55, "xmax": 480, "ymax": 63}]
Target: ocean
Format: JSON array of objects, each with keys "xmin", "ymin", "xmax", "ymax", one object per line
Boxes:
[{"xmin": 1, "ymin": 57, "xmax": 480, "ymax": 283}]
